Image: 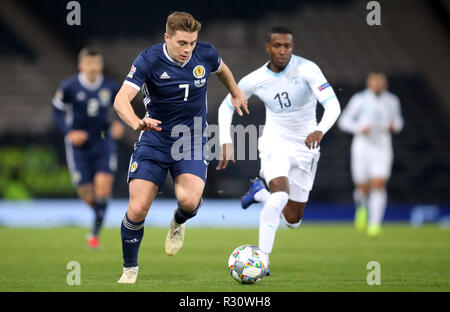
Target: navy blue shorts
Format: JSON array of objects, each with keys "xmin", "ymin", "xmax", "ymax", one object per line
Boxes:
[
  {"xmin": 65, "ymin": 135, "xmax": 117, "ymax": 186},
  {"xmin": 127, "ymin": 143, "xmax": 208, "ymax": 187}
]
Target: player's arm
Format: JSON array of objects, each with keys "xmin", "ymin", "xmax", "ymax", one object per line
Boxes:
[
  {"xmin": 301, "ymin": 62, "xmax": 341, "ymax": 149},
  {"xmin": 215, "ymin": 62, "xmax": 249, "ymax": 116},
  {"xmin": 114, "ymin": 55, "xmax": 161, "ymax": 132},
  {"xmin": 114, "ymin": 84, "xmax": 161, "ymax": 132},
  {"xmin": 337, "ymin": 94, "xmax": 366, "ymax": 134},
  {"xmin": 52, "ymin": 86, "xmax": 88, "ymax": 146},
  {"xmin": 389, "ymin": 95, "xmax": 404, "ymax": 133},
  {"xmin": 216, "ymin": 76, "xmax": 255, "ymax": 170}
]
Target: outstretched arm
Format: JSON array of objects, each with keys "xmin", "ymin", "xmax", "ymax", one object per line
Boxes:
[
  {"xmin": 215, "ymin": 62, "xmax": 249, "ymax": 116},
  {"xmin": 113, "ymin": 84, "xmax": 161, "ymax": 132}
]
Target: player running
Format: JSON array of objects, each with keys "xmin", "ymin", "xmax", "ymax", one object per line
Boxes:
[
  {"xmin": 113, "ymin": 12, "xmax": 247, "ymax": 283},
  {"xmin": 338, "ymin": 73, "xmax": 403, "ymax": 237},
  {"xmin": 52, "ymin": 48, "xmax": 124, "ymax": 249},
  {"xmin": 217, "ymin": 26, "xmax": 341, "ymax": 275}
]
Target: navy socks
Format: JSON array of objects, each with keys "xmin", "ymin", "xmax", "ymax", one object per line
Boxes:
[
  {"xmin": 174, "ymin": 198, "xmax": 203, "ymax": 224},
  {"xmin": 92, "ymin": 198, "xmax": 107, "ymax": 236},
  {"xmin": 121, "ymin": 213, "xmax": 145, "ymax": 268}
]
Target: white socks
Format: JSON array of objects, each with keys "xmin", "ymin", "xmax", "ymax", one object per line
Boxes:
[
  {"xmin": 258, "ymin": 192, "xmax": 289, "ymax": 254},
  {"xmin": 254, "ymin": 187, "xmax": 270, "ymax": 203},
  {"xmin": 280, "ymin": 211, "xmax": 302, "ymax": 229},
  {"xmin": 368, "ymin": 188, "xmax": 387, "ymax": 226},
  {"xmin": 353, "ymin": 188, "xmax": 368, "ymax": 208}
]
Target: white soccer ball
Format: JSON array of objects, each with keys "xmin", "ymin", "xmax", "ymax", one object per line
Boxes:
[{"xmin": 228, "ymin": 244, "xmax": 268, "ymax": 284}]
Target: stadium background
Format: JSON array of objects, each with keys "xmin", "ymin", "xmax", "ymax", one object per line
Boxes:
[{"xmin": 0, "ymin": 0, "xmax": 449, "ymax": 225}]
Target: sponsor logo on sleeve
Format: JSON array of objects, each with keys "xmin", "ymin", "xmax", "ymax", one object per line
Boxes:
[
  {"xmin": 127, "ymin": 65, "xmax": 136, "ymax": 79},
  {"xmin": 318, "ymin": 82, "xmax": 330, "ymax": 91}
]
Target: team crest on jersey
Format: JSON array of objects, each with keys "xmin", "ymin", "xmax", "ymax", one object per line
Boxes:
[
  {"xmin": 193, "ymin": 65, "xmax": 205, "ymax": 79},
  {"xmin": 99, "ymin": 88, "xmax": 111, "ymax": 106},
  {"xmin": 130, "ymin": 161, "xmax": 138, "ymax": 173},
  {"xmin": 127, "ymin": 65, "xmax": 136, "ymax": 78},
  {"xmin": 76, "ymin": 91, "xmax": 86, "ymax": 101}
]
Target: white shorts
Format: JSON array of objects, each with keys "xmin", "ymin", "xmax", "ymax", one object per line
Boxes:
[
  {"xmin": 351, "ymin": 140, "xmax": 393, "ymax": 184},
  {"xmin": 258, "ymin": 135, "xmax": 320, "ymax": 203}
]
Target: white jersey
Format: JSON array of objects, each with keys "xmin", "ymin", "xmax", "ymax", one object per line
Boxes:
[
  {"xmin": 222, "ymin": 55, "xmax": 338, "ymax": 151},
  {"xmin": 338, "ymin": 89, "xmax": 403, "ymax": 150}
]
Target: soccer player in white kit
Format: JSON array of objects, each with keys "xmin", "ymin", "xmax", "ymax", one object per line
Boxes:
[
  {"xmin": 217, "ymin": 27, "xmax": 341, "ymax": 274},
  {"xmin": 338, "ymin": 73, "xmax": 403, "ymax": 237}
]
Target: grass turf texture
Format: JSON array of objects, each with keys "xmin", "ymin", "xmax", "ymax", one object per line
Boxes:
[{"xmin": 0, "ymin": 224, "xmax": 449, "ymax": 292}]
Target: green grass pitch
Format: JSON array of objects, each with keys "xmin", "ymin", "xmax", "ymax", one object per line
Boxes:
[{"xmin": 0, "ymin": 224, "xmax": 449, "ymax": 292}]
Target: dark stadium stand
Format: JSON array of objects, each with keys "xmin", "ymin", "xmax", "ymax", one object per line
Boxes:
[{"xmin": 0, "ymin": 0, "xmax": 448, "ymax": 202}]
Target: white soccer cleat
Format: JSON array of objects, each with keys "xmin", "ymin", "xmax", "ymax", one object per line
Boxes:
[
  {"xmin": 117, "ymin": 266, "xmax": 139, "ymax": 284},
  {"xmin": 165, "ymin": 214, "xmax": 185, "ymax": 256}
]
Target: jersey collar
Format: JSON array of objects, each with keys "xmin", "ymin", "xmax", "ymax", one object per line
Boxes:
[
  {"xmin": 163, "ymin": 43, "xmax": 192, "ymax": 68},
  {"xmin": 265, "ymin": 57, "xmax": 292, "ymax": 77},
  {"xmin": 78, "ymin": 72, "xmax": 104, "ymax": 91}
]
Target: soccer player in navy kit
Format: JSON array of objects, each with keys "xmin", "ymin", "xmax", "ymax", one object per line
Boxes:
[
  {"xmin": 53, "ymin": 48, "xmax": 124, "ymax": 249},
  {"xmin": 114, "ymin": 12, "xmax": 248, "ymax": 283}
]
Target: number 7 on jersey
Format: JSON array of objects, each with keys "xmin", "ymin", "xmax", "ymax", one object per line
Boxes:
[{"xmin": 179, "ymin": 84, "xmax": 189, "ymax": 101}]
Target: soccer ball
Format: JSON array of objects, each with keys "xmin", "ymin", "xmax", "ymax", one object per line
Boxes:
[{"xmin": 228, "ymin": 244, "xmax": 268, "ymax": 284}]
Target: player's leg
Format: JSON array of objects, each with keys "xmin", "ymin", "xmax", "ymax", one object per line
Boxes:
[
  {"xmin": 88, "ymin": 137, "xmax": 117, "ymax": 247},
  {"xmin": 353, "ymin": 183, "xmax": 370, "ymax": 232},
  {"xmin": 351, "ymin": 142, "xmax": 370, "ymax": 232},
  {"xmin": 258, "ymin": 176, "xmax": 290, "ymax": 274},
  {"xmin": 366, "ymin": 150, "xmax": 392, "ymax": 237},
  {"xmin": 367, "ymin": 178, "xmax": 388, "ymax": 237},
  {"xmin": 281, "ymin": 200, "xmax": 306, "ymax": 228},
  {"xmin": 118, "ymin": 178, "xmax": 158, "ymax": 283},
  {"xmin": 85, "ymin": 172, "xmax": 114, "ymax": 247},
  {"xmin": 118, "ymin": 147, "xmax": 168, "ymax": 283},
  {"xmin": 241, "ymin": 177, "xmax": 270, "ymax": 209},
  {"xmin": 165, "ymin": 173, "xmax": 205, "ymax": 256}
]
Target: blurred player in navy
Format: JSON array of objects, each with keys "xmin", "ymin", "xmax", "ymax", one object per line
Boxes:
[
  {"xmin": 52, "ymin": 48, "xmax": 124, "ymax": 249},
  {"xmin": 114, "ymin": 12, "xmax": 248, "ymax": 283}
]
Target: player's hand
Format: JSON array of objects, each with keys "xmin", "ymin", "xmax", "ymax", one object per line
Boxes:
[
  {"xmin": 231, "ymin": 88, "xmax": 249, "ymax": 116},
  {"xmin": 216, "ymin": 143, "xmax": 236, "ymax": 170},
  {"xmin": 133, "ymin": 118, "xmax": 162, "ymax": 132},
  {"xmin": 305, "ymin": 131, "xmax": 323, "ymax": 149},
  {"xmin": 110, "ymin": 120, "xmax": 125, "ymax": 140},
  {"xmin": 68, "ymin": 130, "xmax": 88, "ymax": 146},
  {"xmin": 361, "ymin": 126, "xmax": 371, "ymax": 135}
]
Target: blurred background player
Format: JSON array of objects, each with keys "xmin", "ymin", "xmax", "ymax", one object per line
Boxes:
[
  {"xmin": 52, "ymin": 47, "xmax": 125, "ymax": 248},
  {"xmin": 338, "ymin": 73, "xmax": 403, "ymax": 237},
  {"xmin": 113, "ymin": 12, "xmax": 247, "ymax": 283},
  {"xmin": 217, "ymin": 26, "xmax": 341, "ymax": 274}
]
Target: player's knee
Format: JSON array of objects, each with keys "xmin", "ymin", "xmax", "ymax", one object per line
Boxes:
[
  {"xmin": 178, "ymin": 197, "xmax": 201, "ymax": 212},
  {"xmin": 128, "ymin": 201, "xmax": 149, "ymax": 221},
  {"xmin": 81, "ymin": 195, "xmax": 95, "ymax": 207}
]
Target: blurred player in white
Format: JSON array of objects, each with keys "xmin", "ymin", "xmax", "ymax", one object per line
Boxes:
[
  {"xmin": 338, "ymin": 73, "xmax": 403, "ymax": 237},
  {"xmin": 217, "ymin": 26, "xmax": 341, "ymax": 274}
]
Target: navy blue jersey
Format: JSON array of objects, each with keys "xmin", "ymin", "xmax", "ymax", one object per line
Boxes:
[
  {"xmin": 124, "ymin": 42, "xmax": 222, "ymax": 156},
  {"xmin": 53, "ymin": 73, "xmax": 120, "ymax": 139}
]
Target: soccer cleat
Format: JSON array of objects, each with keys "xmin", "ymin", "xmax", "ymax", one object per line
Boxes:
[
  {"xmin": 354, "ymin": 206, "xmax": 368, "ymax": 232},
  {"xmin": 241, "ymin": 177, "xmax": 266, "ymax": 209},
  {"xmin": 86, "ymin": 234, "xmax": 100, "ymax": 249},
  {"xmin": 117, "ymin": 266, "xmax": 139, "ymax": 284},
  {"xmin": 165, "ymin": 213, "xmax": 186, "ymax": 256},
  {"xmin": 265, "ymin": 266, "xmax": 271, "ymax": 277},
  {"xmin": 367, "ymin": 224, "xmax": 382, "ymax": 238}
]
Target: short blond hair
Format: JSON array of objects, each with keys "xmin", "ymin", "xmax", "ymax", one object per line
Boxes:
[{"xmin": 166, "ymin": 12, "xmax": 201, "ymax": 37}]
